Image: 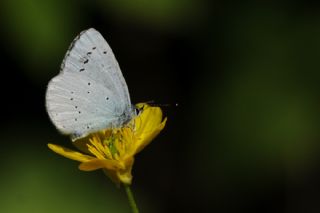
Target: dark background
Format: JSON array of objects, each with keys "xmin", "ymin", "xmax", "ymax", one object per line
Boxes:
[{"xmin": 1, "ymin": 0, "xmax": 320, "ymax": 212}]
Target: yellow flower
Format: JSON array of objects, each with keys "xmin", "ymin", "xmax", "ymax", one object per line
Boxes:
[{"xmin": 48, "ymin": 103, "xmax": 167, "ymax": 185}]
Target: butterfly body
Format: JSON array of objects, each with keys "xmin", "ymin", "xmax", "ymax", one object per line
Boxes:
[{"xmin": 46, "ymin": 28, "xmax": 135, "ymax": 140}]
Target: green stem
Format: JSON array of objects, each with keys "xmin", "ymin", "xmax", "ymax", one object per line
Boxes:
[{"xmin": 124, "ymin": 184, "xmax": 139, "ymax": 213}]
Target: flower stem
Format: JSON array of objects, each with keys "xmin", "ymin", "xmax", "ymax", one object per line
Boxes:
[{"xmin": 124, "ymin": 184, "xmax": 139, "ymax": 213}]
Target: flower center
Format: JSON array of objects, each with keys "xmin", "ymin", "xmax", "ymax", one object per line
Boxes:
[
  {"xmin": 102, "ymin": 134, "xmax": 119, "ymax": 159},
  {"xmin": 86, "ymin": 128, "xmax": 134, "ymax": 161}
]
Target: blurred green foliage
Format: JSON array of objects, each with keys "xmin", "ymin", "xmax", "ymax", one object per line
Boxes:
[
  {"xmin": 96, "ymin": 0, "xmax": 206, "ymax": 29},
  {"xmin": 1, "ymin": 0, "xmax": 79, "ymax": 83}
]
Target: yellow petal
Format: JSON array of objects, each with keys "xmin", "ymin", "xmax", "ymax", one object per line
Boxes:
[
  {"xmin": 135, "ymin": 117, "xmax": 167, "ymax": 154},
  {"xmin": 131, "ymin": 103, "xmax": 167, "ymax": 154},
  {"xmin": 102, "ymin": 158, "xmax": 134, "ymax": 185},
  {"xmin": 79, "ymin": 159, "xmax": 124, "ymax": 171},
  {"xmin": 116, "ymin": 157, "xmax": 134, "ymax": 185},
  {"xmin": 48, "ymin": 143, "xmax": 93, "ymax": 162},
  {"xmin": 134, "ymin": 103, "xmax": 164, "ymax": 137}
]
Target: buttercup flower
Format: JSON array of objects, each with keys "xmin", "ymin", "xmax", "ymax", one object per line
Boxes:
[{"xmin": 48, "ymin": 103, "xmax": 167, "ymax": 185}]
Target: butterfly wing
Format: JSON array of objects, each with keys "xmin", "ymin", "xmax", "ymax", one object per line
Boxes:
[
  {"xmin": 61, "ymin": 28, "xmax": 131, "ymax": 112},
  {"xmin": 46, "ymin": 28, "xmax": 133, "ymax": 139}
]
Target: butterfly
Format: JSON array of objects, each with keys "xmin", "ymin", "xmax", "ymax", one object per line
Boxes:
[{"xmin": 46, "ymin": 28, "xmax": 135, "ymax": 140}]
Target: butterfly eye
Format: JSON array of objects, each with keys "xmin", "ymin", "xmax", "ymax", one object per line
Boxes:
[{"xmin": 134, "ymin": 107, "xmax": 141, "ymax": 115}]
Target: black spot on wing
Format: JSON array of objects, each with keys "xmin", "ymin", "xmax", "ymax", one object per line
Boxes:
[
  {"xmin": 60, "ymin": 29, "xmax": 89, "ymax": 70},
  {"xmin": 80, "ymin": 68, "xmax": 85, "ymax": 72}
]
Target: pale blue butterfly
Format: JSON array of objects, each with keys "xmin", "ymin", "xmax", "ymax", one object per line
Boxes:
[{"xmin": 46, "ymin": 28, "xmax": 135, "ymax": 140}]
